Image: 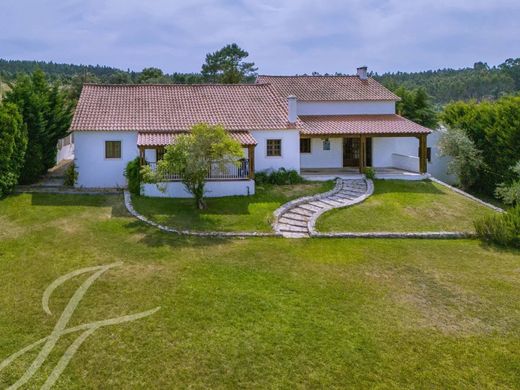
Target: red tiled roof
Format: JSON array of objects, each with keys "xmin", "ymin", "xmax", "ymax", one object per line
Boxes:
[
  {"xmin": 256, "ymin": 75, "xmax": 399, "ymax": 101},
  {"xmin": 300, "ymin": 115, "xmax": 431, "ymax": 135},
  {"xmin": 71, "ymin": 84, "xmax": 296, "ymax": 131},
  {"xmin": 137, "ymin": 131, "xmax": 257, "ymax": 146}
]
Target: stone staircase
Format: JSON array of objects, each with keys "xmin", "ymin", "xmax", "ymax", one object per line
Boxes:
[{"xmin": 273, "ymin": 179, "xmax": 373, "ymax": 238}]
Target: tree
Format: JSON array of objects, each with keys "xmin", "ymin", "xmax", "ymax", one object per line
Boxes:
[
  {"xmin": 0, "ymin": 102, "xmax": 27, "ymax": 196},
  {"xmin": 393, "ymin": 86, "xmax": 438, "ymax": 128},
  {"xmin": 143, "ymin": 124, "xmax": 243, "ymax": 209},
  {"xmin": 438, "ymin": 127, "xmax": 485, "ymax": 190},
  {"xmin": 495, "ymin": 162, "xmax": 520, "ymax": 205},
  {"xmin": 138, "ymin": 67, "xmax": 165, "ymax": 84},
  {"xmin": 4, "ymin": 69, "xmax": 73, "ymax": 183},
  {"xmin": 201, "ymin": 43, "xmax": 257, "ymax": 84}
]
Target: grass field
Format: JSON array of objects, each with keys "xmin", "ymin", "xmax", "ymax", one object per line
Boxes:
[
  {"xmin": 132, "ymin": 181, "xmax": 334, "ymax": 232},
  {"xmin": 1, "ymin": 193, "xmax": 520, "ymax": 388},
  {"xmin": 317, "ymin": 180, "xmax": 495, "ymax": 233}
]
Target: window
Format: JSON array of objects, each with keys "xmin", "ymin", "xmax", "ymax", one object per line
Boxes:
[
  {"xmin": 300, "ymin": 138, "xmax": 311, "ymax": 153},
  {"xmin": 105, "ymin": 141, "xmax": 121, "ymax": 159},
  {"xmin": 323, "ymin": 138, "xmax": 331, "ymax": 151},
  {"xmin": 266, "ymin": 139, "xmax": 281, "ymax": 157}
]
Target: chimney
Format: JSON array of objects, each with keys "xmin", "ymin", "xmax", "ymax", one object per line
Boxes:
[
  {"xmin": 287, "ymin": 95, "xmax": 297, "ymax": 124},
  {"xmin": 357, "ymin": 66, "xmax": 368, "ymax": 80}
]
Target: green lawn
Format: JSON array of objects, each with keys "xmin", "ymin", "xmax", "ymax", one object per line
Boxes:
[
  {"xmin": 1, "ymin": 193, "xmax": 520, "ymax": 388},
  {"xmin": 317, "ymin": 180, "xmax": 496, "ymax": 233},
  {"xmin": 132, "ymin": 181, "xmax": 334, "ymax": 232}
]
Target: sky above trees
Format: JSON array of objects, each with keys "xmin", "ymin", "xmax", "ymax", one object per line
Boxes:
[{"xmin": 2, "ymin": 0, "xmax": 520, "ymax": 75}]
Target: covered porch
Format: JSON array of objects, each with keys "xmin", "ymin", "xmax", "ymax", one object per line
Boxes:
[{"xmin": 298, "ymin": 114, "xmax": 431, "ymax": 179}]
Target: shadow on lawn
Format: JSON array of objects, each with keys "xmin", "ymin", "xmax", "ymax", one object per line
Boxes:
[
  {"xmin": 374, "ymin": 179, "xmax": 445, "ymax": 195},
  {"xmin": 123, "ymin": 219, "xmax": 235, "ymax": 248},
  {"xmin": 29, "ymin": 193, "xmax": 129, "ymax": 217}
]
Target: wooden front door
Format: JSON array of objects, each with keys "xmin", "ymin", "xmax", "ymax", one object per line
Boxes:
[{"xmin": 343, "ymin": 138, "xmax": 360, "ymax": 167}]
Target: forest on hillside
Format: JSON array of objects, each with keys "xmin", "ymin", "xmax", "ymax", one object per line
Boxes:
[{"xmin": 1, "ymin": 57, "xmax": 519, "ymax": 105}]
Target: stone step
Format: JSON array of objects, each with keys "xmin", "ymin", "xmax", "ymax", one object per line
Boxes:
[
  {"xmin": 299, "ymin": 204, "xmax": 322, "ymax": 213},
  {"xmin": 308, "ymin": 200, "xmax": 329, "ymax": 209},
  {"xmin": 281, "ymin": 232, "xmax": 309, "ymax": 238},
  {"xmin": 329, "ymin": 194, "xmax": 353, "ymax": 202},
  {"xmin": 320, "ymin": 198, "xmax": 344, "ymax": 207},
  {"xmin": 277, "ymin": 223, "xmax": 308, "ymax": 233},
  {"xmin": 282, "ymin": 212, "xmax": 310, "ymax": 222},
  {"xmin": 290, "ymin": 207, "xmax": 314, "ymax": 217},
  {"xmin": 278, "ymin": 217, "xmax": 308, "ymax": 227}
]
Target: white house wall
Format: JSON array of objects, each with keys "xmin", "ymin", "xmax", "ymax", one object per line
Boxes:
[
  {"xmin": 296, "ymin": 101, "xmax": 395, "ymax": 116},
  {"xmin": 74, "ymin": 131, "xmax": 138, "ymax": 188},
  {"xmin": 251, "ymin": 129, "xmax": 300, "ymax": 172},
  {"xmin": 427, "ymin": 129, "xmax": 457, "ymax": 184},
  {"xmin": 300, "ymin": 137, "xmax": 343, "ymax": 168},
  {"xmin": 372, "ymin": 137, "xmax": 419, "ymax": 171}
]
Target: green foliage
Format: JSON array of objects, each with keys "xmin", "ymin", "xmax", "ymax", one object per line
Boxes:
[
  {"xmin": 363, "ymin": 167, "xmax": 376, "ymax": 180},
  {"xmin": 201, "ymin": 43, "xmax": 258, "ymax": 84},
  {"xmin": 392, "ymin": 86, "xmax": 438, "ymax": 128},
  {"xmin": 376, "ymin": 58, "xmax": 520, "ymax": 104},
  {"xmin": 137, "ymin": 67, "xmax": 165, "ymax": 84},
  {"xmin": 475, "ymin": 206, "xmax": 520, "ymax": 248},
  {"xmin": 441, "ymin": 95, "xmax": 520, "ymax": 194},
  {"xmin": 124, "ymin": 157, "xmax": 142, "ymax": 195},
  {"xmin": 0, "ymin": 102, "xmax": 27, "ymax": 197},
  {"xmin": 63, "ymin": 162, "xmax": 78, "ymax": 187},
  {"xmin": 4, "ymin": 69, "xmax": 73, "ymax": 184},
  {"xmin": 150, "ymin": 123, "xmax": 243, "ymax": 209},
  {"xmin": 438, "ymin": 127, "xmax": 484, "ymax": 190},
  {"xmin": 495, "ymin": 162, "xmax": 520, "ymax": 205},
  {"xmin": 255, "ymin": 168, "xmax": 304, "ymax": 185}
]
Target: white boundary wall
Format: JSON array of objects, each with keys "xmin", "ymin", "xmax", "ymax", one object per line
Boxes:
[{"xmin": 142, "ymin": 180, "xmax": 255, "ymax": 198}]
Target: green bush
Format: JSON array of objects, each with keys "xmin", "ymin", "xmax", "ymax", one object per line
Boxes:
[
  {"xmin": 474, "ymin": 206, "xmax": 520, "ymax": 248},
  {"xmin": 255, "ymin": 168, "xmax": 304, "ymax": 185},
  {"xmin": 63, "ymin": 162, "xmax": 78, "ymax": 186},
  {"xmin": 124, "ymin": 157, "xmax": 142, "ymax": 195},
  {"xmin": 363, "ymin": 167, "xmax": 376, "ymax": 180}
]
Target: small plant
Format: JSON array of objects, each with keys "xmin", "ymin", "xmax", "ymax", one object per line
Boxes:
[
  {"xmin": 124, "ymin": 157, "xmax": 142, "ymax": 195},
  {"xmin": 495, "ymin": 161, "xmax": 520, "ymax": 206},
  {"xmin": 63, "ymin": 162, "xmax": 78, "ymax": 186},
  {"xmin": 363, "ymin": 167, "xmax": 376, "ymax": 180},
  {"xmin": 474, "ymin": 206, "xmax": 520, "ymax": 248},
  {"xmin": 255, "ymin": 168, "xmax": 304, "ymax": 185}
]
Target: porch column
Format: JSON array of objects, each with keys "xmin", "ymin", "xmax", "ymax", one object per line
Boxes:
[
  {"xmin": 139, "ymin": 146, "xmax": 145, "ymax": 165},
  {"xmin": 248, "ymin": 145, "xmax": 255, "ymax": 179},
  {"xmin": 359, "ymin": 135, "xmax": 366, "ymax": 173},
  {"xmin": 418, "ymin": 134, "xmax": 427, "ymax": 173}
]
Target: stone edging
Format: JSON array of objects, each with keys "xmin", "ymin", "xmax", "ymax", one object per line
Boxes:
[
  {"xmin": 123, "ymin": 191, "xmax": 280, "ymax": 238},
  {"xmin": 312, "ymin": 231, "xmax": 476, "ymax": 239},
  {"xmin": 429, "ymin": 177, "xmax": 504, "ymax": 213},
  {"xmin": 272, "ymin": 178, "xmax": 344, "ymax": 234},
  {"xmin": 308, "ymin": 179, "xmax": 374, "ymax": 236}
]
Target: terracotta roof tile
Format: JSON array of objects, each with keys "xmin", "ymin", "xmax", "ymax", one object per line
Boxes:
[
  {"xmin": 137, "ymin": 131, "xmax": 257, "ymax": 146},
  {"xmin": 300, "ymin": 115, "xmax": 431, "ymax": 135},
  {"xmin": 71, "ymin": 84, "xmax": 296, "ymax": 131},
  {"xmin": 256, "ymin": 75, "xmax": 399, "ymax": 101}
]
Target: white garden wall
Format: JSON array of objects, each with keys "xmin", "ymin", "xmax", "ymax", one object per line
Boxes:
[
  {"xmin": 300, "ymin": 137, "xmax": 343, "ymax": 168},
  {"xmin": 251, "ymin": 129, "xmax": 300, "ymax": 172},
  {"xmin": 296, "ymin": 101, "xmax": 395, "ymax": 116},
  {"xmin": 74, "ymin": 131, "xmax": 138, "ymax": 188},
  {"xmin": 142, "ymin": 180, "xmax": 255, "ymax": 198}
]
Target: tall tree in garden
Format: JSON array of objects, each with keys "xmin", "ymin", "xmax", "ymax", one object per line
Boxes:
[
  {"xmin": 201, "ymin": 43, "xmax": 257, "ymax": 83},
  {"xmin": 0, "ymin": 102, "xmax": 27, "ymax": 197},
  {"xmin": 394, "ymin": 86, "xmax": 438, "ymax": 128},
  {"xmin": 5, "ymin": 69, "xmax": 73, "ymax": 184}
]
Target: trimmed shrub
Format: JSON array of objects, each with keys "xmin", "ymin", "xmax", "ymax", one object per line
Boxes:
[
  {"xmin": 363, "ymin": 167, "xmax": 376, "ymax": 180},
  {"xmin": 474, "ymin": 206, "xmax": 520, "ymax": 248},
  {"xmin": 124, "ymin": 157, "xmax": 142, "ymax": 195},
  {"xmin": 255, "ymin": 168, "xmax": 304, "ymax": 185},
  {"xmin": 63, "ymin": 162, "xmax": 78, "ymax": 186}
]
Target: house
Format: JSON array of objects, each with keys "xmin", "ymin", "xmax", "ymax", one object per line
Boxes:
[{"xmin": 68, "ymin": 67, "xmax": 432, "ymax": 197}]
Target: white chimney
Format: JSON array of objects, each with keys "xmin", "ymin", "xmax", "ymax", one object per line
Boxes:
[
  {"xmin": 288, "ymin": 95, "xmax": 297, "ymax": 124},
  {"xmin": 357, "ymin": 66, "xmax": 368, "ymax": 80}
]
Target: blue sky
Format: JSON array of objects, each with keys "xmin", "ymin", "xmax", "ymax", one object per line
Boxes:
[{"xmin": 2, "ymin": 0, "xmax": 519, "ymax": 75}]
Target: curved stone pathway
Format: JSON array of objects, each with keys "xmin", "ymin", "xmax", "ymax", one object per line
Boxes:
[{"xmin": 273, "ymin": 179, "xmax": 374, "ymax": 238}]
